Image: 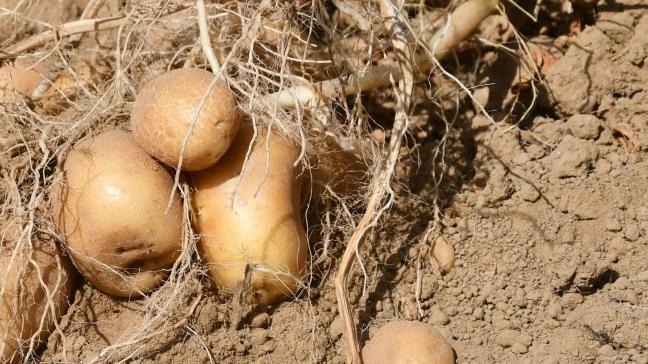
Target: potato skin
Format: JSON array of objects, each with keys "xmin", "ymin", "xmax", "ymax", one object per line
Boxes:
[
  {"xmin": 0, "ymin": 57, "xmax": 50, "ymax": 101},
  {"xmin": 131, "ymin": 68, "xmax": 240, "ymax": 171},
  {"xmin": 192, "ymin": 124, "xmax": 307, "ymax": 304},
  {"xmin": 362, "ymin": 320, "xmax": 455, "ymax": 364},
  {"xmin": 0, "ymin": 243, "xmax": 76, "ymax": 364},
  {"xmin": 53, "ymin": 130, "xmax": 183, "ymax": 297}
]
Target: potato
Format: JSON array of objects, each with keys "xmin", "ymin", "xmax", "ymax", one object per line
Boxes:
[
  {"xmin": 192, "ymin": 123, "xmax": 308, "ymax": 304},
  {"xmin": 0, "ymin": 57, "xmax": 50, "ymax": 101},
  {"xmin": 0, "ymin": 243, "xmax": 76, "ymax": 364},
  {"xmin": 131, "ymin": 68, "xmax": 240, "ymax": 171},
  {"xmin": 53, "ymin": 130, "xmax": 183, "ymax": 297},
  {"xmin": 362, "ymin": 320, "xmax": 456, "ymax": 364},
  {"xmin": 431, "ymin": 235, "xmax": 455, "ymax": 274}
]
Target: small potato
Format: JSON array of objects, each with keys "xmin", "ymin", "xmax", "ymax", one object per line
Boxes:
[
  {"xmin": 431, "ymin": 235, "xmax": 455, "ymax": 274},
  {"xmin": 131, "ymin": 68, "xmax": 240, "ymax": 171},
  {"xmin": 362, "ymin": 320, "xmax": 456, "ymax": 364},
  {"xmin": 53, "ymin": 130, "xmax": 183, "ymax": 297},
  {"xmin": 0, "ymin": 243, "xmax": 76, "ymax": 364},
  {"xmin": 0, "ymin": 57, "xmax": 50, "ymax": 101},
  {"xmin": 192, "ymin": 123, "xmax": 308, "ymax": 304}
]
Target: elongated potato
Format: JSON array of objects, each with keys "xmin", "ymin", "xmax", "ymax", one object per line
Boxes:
[
  {"xmin": 192, "ymin": 124, "xmax": 307, "ymax": 304},
  {"xmin": 0, "ymin": 243, "xmax": 76, "ymax": 364},
  {"xmin": 53, "ymin": 130, "xmax": 183, "ymax": 297}
]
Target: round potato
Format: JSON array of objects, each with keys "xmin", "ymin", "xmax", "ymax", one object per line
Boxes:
[
  {"xmin": 53, "ymin": 129, "xmax": 183, "ymax": 297},
  {"xmin": 0, "ymin": 242, "xmax": 76, "ymax": 364},
  {"xmin": 131, "ymin": 68, "xmax": 240, "ymax": 171},
  {"xmin": 192, "ymin": 123, "xmax": 308, "ymax": 304},
  {"xmin": 362, "ymin": 320, "xmax": 455, "ymax": 364}
]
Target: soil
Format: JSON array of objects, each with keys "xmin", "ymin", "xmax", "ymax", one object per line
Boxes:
[{"xmin": 4, "ymin": 0, "xmax": 648, "ymax": 363}]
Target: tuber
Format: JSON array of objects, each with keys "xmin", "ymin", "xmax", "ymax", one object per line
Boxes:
[
  {"xmin": 131, "ymin": 68, "xmax": 240, "ymax": 171},
  {"xmin": 53, "ymin": 130, "xmax": 183, "ymax": 297},
  {"xmin": 0, "ymin": 243, "xmax": 76, "ymax": 364},
  {"xmin": 362, "ymin": 320, "xmax": 455, "ymax": 364},
  {"xmin": 431, "ymin": 235, "xmax": 455, "ymax": 274},
  {"xmin": 192, "ymin": 123, "xmax": 308, "ymax": 304},
  {"xmin": 0, "ymin": 57, "xmax": 50, "ymax": 102}
]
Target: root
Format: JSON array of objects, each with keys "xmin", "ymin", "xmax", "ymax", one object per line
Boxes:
[
  {"xmin": 334, "ymin": 1, "xmax": 413, "ymax": 361},
  {"xmin": 196, "ymin": 0, "xmax": 221, "ymax": 75},
  {"xmin": 1, "ymin": 16, "xmax": 126, "ymax": 58}
]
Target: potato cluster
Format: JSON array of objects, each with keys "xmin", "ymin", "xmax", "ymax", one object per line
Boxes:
[
  {"xmin": 1, "ymin": 65, "xmax": 309, "ymax": 360},
  {"xmin": 3, "ymin": 61, "xmax": 455, "ymax": 364},
  {"xmin": 51, "ymin": 68, "xmax": 308, "ymax": 304}
]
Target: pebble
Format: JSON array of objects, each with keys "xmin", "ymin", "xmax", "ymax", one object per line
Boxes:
[
  {"xmin": 495, "ymin": 329, "xmax": 532, "ymax": 349},
  {"xmin": 472, "ymin": 307, "xmax": 485, "ymax": 320},
  {"xmin": 329, "ymin": 316, "xmax": 342, "ymax": 338},
  {"xmin": 598, "ymin": 344, "xmax": 615, "ymax": 357},
  {"xmin": 566, "ymin": 114, "xmax": 602, "ymax": 140},
  {"xmin": 520, "ymin": 184, "xmax": 541, "ymax": 202},
  {"xmin": 251, "ymin": 312, "xmax": 270, "ymax": 329},
  {"xmin": 595, "ymin": 159, "xmax": 612, "ymax": 174},
  {"xmin": 624, "ymin": 224, "xmax": 641, "ymax": 242},
  {"xmin": 248, "ymin": 329, "xmax": 269, "ymax": 346},
  {"xmin": 470, "ymin": 336, "xmax": 484, "ymax": 345},
  {"xmin": 429, "ymin": 306, "xmax": 450, "ymax": 325},
  {"xmin": 637, "ymin": 207, "xmax": 648, "ymax": 222},
  {"xmin": 546, "ymin": 302, "xmax": 562, "ymax": 319},
  {"xmin": 526, "ymin": 144, "xmax": 545, "ymax": 160},
  {"xmin": 614, "ymin": 276, "xmax": 630, "ymax": 290},
  {"xmin": 605, "ymin": 217, "xmax": 622, "ymax": 232},
  {"xmin": 445, "ymin": 307, "xmax": 459, "ymax": 317},
  {"xmin": 550, "ymin": 136, "xmax": 599, "ymax": 178},
  {"xmin": 635, "ymin": 270, "xmax": 648, "ymax": 282},
  {"xmin": 608, "ymin": 237, "xmax": 628, "ymax": 255},
  {"xmin": 492, "ymin": 311, "xmax": 512, "ymax": 330},
  {"xmin": 561, "ymin": 293, "xmax": 584, "ymax": 310},
  {"xmin": 511, "ymin": 343, "xmax": 529, "ymax": 354}
]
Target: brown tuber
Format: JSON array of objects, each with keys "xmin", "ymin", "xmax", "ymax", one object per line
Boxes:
[
  {"xmin": 431, "ymin": 235, "xmax": 455, "ymax": 274},
  {"xmin": 0, "ymin": 243, "xmax": 76, "ymax": 364},
  {"xmin": 192, "ymin": 123, "xmax": 308, "ymax": 305},
  {"xmin": 53, "ymin": 130, "xmax": 183, "ymax": 297},
  {"xmin": 362, "ymin": 320, "xmax": 456, "ymax": 364},
  {"xmin": 131, "ymin": 68, "xmax": 240, "ymax": 171},
  {"xmin": 0, "ymin": 57, "xmax": 50, "ymax": 102}
]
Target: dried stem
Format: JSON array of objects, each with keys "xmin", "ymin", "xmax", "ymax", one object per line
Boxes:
[
  {"xmin": 260, "ymin": 0, "xmax": 500, "ymax": 110},
  {"xmin": 196, "ymin": 0, "xmax": 221, "ymax": 75},
  {"xmin": 69, "ymin": 0, "xmax": 109, "ymax": 44},
  {"xmin": 1, "ymin": 16, "xmax": 126, "ymax": 57},
  {"xmin": 333, "ymin": 0, "xmax": 499, "ymax": 362},
  {"xmin": 334, "ymin": 1, "xmax": 413, "ymax": 362}
]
